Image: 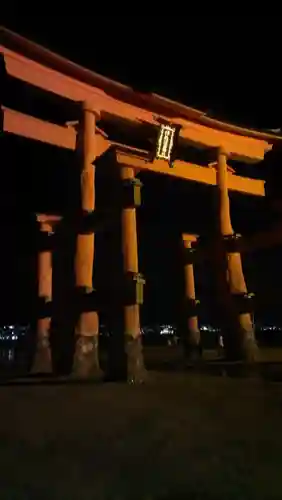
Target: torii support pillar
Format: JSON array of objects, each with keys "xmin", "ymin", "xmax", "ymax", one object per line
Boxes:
[
  {"xmin": 215, "ymin": 147, "xmax": 258, "ymax": 362},
  {"xmin": 72, "ymin": 102, "xmax": 102, "ymax": 379},
  {"xmin": 121, "ymin": 166, "xmax": 147, "ymax": 383},
  {"xmin": 182, "ymin": 234, "xmax": 202, "ymax": 361},
  {"xmin": 31, "ymin": 214, "xmax": 61, "ymax": 374}
]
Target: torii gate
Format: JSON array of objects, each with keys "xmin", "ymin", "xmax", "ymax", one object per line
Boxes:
[{"xmin": 1, "ymin": 27, "xmax": 281, "ymax": 382}]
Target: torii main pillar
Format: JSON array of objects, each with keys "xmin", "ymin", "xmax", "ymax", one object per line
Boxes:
[
  {"xmin": 31, "ymin": 214, "xmax": 61, "ymax": 374},
  {"xmin": 215, "ymin": 147, "xmax": 258, "ymax": 362},
  {"xmin": 72, "ymin": 101, "xmax": 102, "ymax": 379},
  {"xmin": 182, "ymin": 234, "xmax": 202, "ymax": 360},
  {"xmin": 120, "ymin": 166, "xmax": 147, "ymax": 383}
]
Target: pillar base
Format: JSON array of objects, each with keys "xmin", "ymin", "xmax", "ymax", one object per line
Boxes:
[
  {"xmin": 30, "ymin": 337, "xmax": 52, "ymax": 375},
  {"xmin": 241, "ymin": 333, "xmax": 259, "ymax": 364},
  {"xmin": 222, "ymin": 330, "xmax": 243, "ymax": 362},
  {"xmin": 72, "ymin": 335, "xmax": 103, "ymax": 380},
  {"xmin": 125, "ymin": 334, "xmax": 148, "ymax": 384},
  {"xmin": 223, "ymin": 328, "xmax": 259, "ymax": 363},
  {"xmin": 182, "ymin": 330, "xmax": 203, "ymax": 363}
]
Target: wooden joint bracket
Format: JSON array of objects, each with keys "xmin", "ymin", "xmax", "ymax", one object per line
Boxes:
[
  {"xmin": 124, "ymin": 272, "xmax": 145, "ymax": 305},
  {"xmin": 74, "ymin": 286, "xmax": 99, "ymax": 313},
  {"xmin": 37, "ymin": 296, "xmax": 52, "ymax": 319},
  {"xmin": 223, "ymin": 233, "xmax": 242, "ymax": 253},
  {"xmin": 231, "ymin": 292, "xmax": 255, "ymax": 314},
  {"xmin": 122, "ymin": 178, "xmax": 143, "ymax": 208},
  {"xmin": 184, "ymin": 298, "xmax": 200, "ymax": 317}
]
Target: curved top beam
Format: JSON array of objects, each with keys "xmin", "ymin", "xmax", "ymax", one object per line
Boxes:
[
  {"xmin": 1, "ymin": 26, "xmax": 281, "ymax": 146},
  {"xmin": 0, "ymin": 26, "xmax": 203, "ymax": 123}
]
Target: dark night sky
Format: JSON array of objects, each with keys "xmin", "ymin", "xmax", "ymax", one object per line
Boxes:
[{"xmin": 1, "ymin": 16, "xmax": 282, "ymax": 326}]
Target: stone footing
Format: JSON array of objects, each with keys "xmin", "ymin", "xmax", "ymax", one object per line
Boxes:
[
  {"xmin": 30, "ymin": 337, "xmax": 52, "ymax": 374},
  {"xmin": 241, "ymin": 334, "xmax": 259, "ymax": 364},
  {"xmin": 72, "ymin": 335, "xmax": 103, "ymax": 380},
  {"xmin": 125, "ymin": 335, "xmax": 148, "ymax": 384},
  {"xmin": 223, "ymin": 328, "xmax": 259, "ymax": 364},
  {"xmin": 182, "ymin": 331, "xmax": 203, "ymax": 363}
]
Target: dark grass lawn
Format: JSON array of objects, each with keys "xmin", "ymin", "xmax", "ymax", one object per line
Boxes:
[{"xmin": 1, "ymin": 361, "xmax": 282, "ymax": 499}]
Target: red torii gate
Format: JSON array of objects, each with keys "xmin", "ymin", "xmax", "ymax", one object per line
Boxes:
[{"xmin": 1, "ymin": 26, "xmax": 282, "ymax": 381}]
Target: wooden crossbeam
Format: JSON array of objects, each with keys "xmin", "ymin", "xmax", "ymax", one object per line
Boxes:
[
  {"xmin": 3, "ymin": 106, "xmax": 76, "ymax": 149},
  {"xmin": 36, "ymin": 214, "xmax": 62, "ymax": 224},
  {"xmin": 1, "ymin": 107, "xmax": 266, "ymax": 197},
  {"xmin": 0, "ymin": 45, "xmax": 272, "ymax": 163},
  {"xmin": 2, "ymin": 107, "xmax": 110, "ymax": 156},
  {"xmin": 183, "ymin": 224, "xmax": 282, "ymax": 261},
  {"xmin": 182, "ymin": 234, "xmax": 198, "ymax": 244},
  {"xmin": 0, "ymin": 46, "xmax": 158, "ymax": 128},
  {"xmin": 116, "ymin": 151, "xmax": 265, "ymax": 197}
]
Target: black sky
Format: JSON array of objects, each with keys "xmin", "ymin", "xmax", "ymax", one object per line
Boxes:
[{"xmin": 1, "ymin": 16, "xmax": 282, "ymax": 325}]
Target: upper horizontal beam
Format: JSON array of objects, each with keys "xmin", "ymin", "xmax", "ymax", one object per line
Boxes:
[
  {"xmin": 116, "ymin": 152, "xmax": 265, "ymax": 197},
  {"xmin": 1, "ymin": 46, "xmax": 159, "ymax": 127},
  {"xmin": 2, "ymin": 28, "xmax": 281, "ymax": 143},
  {"xmin": 2, "ymin": 107, "xmax": 110, "ymax": 156},
  {"xmin": 0, "ymin": 46, "xmax": 273, "ymax": 163}
]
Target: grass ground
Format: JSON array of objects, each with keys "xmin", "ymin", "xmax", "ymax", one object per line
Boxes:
[{"xmin": 1, "ymin": 347, "xmax": 282, "ymax": 499}]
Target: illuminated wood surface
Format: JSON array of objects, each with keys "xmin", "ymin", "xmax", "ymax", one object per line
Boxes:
[
  {"xmin": 2, "ymin": 107, "xmax": 110, "ymax": 156},
  {"xmin": 116, "ymin": 152, "xmax": 265, "ymax": 197},
  {"xmin": 1, "ymin": 27, "xmax": 280, "ymax": 163}
]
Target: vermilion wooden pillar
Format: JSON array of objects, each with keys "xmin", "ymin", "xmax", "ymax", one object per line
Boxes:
[
  {"xmin": 121, "ymin": 166, "xmax": 147, "ymax": 383},
  {"xmin": 72, "ymin": 101, "xmax": 102, "ymax": 379},
  {"xmin": 216, "ymin": 147, "xmax": 258, "ymax": 362},
  {"xmin": 182, "ymin": 235, "xmax": 202, "ymax": 360},
  {"xmin": 31, "ymin": 214, "xmax": 61, "ymax": 374}
]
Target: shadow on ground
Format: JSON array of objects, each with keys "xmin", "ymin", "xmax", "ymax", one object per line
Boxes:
[
  {"xmin": 2, "ymin": 346, "xmax": 282, "ymax": 385},
  {"xmin": 1, "ymin": 368, "xmax": 282, "ymax": 499}
]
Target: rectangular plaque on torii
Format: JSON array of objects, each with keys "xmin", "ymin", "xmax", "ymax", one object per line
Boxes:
[{"xmin": 154, "ymin": 122, "xmax": 179, "ymax": 167}]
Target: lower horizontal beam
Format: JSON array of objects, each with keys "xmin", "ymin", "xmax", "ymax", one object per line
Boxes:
[
  {"xmin": 182, "ymin": 233, "xmax": 198, "ymax": 245},
  {"xmin": 183, "ymin": 224, "xmax": 282, "ymax": 261},
  {"xmin": 116, "ymin": 152, "xmax": 265, "ymax": 197},
  {"xmin": 3, "ymin": 106, "xmax": 76, "ymax": 149}
]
